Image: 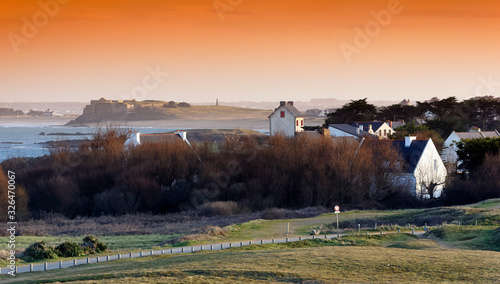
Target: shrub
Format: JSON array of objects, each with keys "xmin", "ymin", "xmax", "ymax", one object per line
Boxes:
[
  {"xmin": 55, "ymin": 241, "xmax": 84, "ymax": 257},
  {"xmin": 23, "ymin": 241, "xmax": 57, "ymax": 261},
  {"xmin": 81, "ymin": 235, "xmax": 107, "ymax": 254}
]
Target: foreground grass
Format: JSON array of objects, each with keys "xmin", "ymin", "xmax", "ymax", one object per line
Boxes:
[
  {"xmin": 425, "ymin": 226, "xmax": 500, "ymax": 251},
  {"xmin": 1, "ymin": 235, "xmax": 498, "ymax": 283}
]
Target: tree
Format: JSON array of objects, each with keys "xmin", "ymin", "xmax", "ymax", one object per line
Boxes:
[
  {"xmin": 391, "ymin": 122, "xmax": 444, "ymax": 153},
  {"xmin": 456, "ymin": 137, "xmax": 500, "ymax": 175},
  {"xmin": 377, "ymin": 104, "xmax": 417, "ymax": 122},
  {"xmin": 462, "ymin": 96, "xmax": 500, "ymax": 131},
  {"xmin": 324, "ymin": 98, "xmax": 377, "ymax": 126}
]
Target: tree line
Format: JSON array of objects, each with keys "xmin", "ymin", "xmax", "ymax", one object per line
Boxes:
[{"xmin": 1, "ymin": 128, "xmax": 417, "ymax": 219}]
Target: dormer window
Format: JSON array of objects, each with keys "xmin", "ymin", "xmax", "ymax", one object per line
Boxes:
[{"xmin": 280, "ymin": 111, "xmax": 285, "ymax": 118}]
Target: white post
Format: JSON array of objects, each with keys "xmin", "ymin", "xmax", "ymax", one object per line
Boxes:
[
  {"xmin": 45, "ymin": 262, "xmax": 48, "ymax": 270},
  {"xmin": 59, "ymin": 261, "xmax": 63, "ymax": 268},
  {"xmin": 74, "ymin": 259, "xmax": 77, "ymax": 266},
  {"xmin": 30, "ymin": 264, "xmax": 33, "ymax": 272}
]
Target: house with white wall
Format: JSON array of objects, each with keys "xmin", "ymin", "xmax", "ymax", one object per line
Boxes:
[
  {"xmin": 269, "ymin": 101, "xmax": 304, "ymax": 137},
  {"xmin": 391, "ymin": 137, "xmax": 447, "ymax": 199},
  {"xmin": 442, "ymin": 128, "xmax": 500, "ymax": 171},
  {"xmin": 352, "ymin": 122, "xmax": 395, "ymax": 139}
]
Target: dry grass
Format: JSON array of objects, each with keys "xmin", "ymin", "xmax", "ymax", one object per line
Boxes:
[{"xmin": 1, "ymin": 241, "xmax": 499, "ymax": 283}]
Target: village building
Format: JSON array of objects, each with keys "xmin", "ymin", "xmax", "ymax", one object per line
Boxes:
[
  {"xmin": 269, "ymin": 101, "xmax": 304, "ymax": 137},
  {"xmin": 125, "ymin": 130, "xmax": 191, "ymax": 147},
  {"xmin": 442, "ymin": 128, "xmax": 500, "ymax": 171},
  {"xmin": 391, "ymin": 137, "xmax": 447, "ymax": 199},
  {"xmin": 352, "ymin": 121, "xmax": 395, "ymax": 139},
  {"xmin": 328, "ymin": 124, "xmax": 377, "ymax": 139}
]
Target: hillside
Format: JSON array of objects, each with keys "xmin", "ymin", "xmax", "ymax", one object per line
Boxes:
[{"xmin": 66, "ymin": 100, "xmax": 272, "ymax": 126}]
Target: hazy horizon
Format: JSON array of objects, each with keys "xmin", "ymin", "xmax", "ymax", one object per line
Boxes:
[{"xmin": 1, "ymin": 0, "xmax": 500, "ymax": 103}]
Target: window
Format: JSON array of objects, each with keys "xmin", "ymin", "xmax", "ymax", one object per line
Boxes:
[
  {"xmin": 384, "ymin": 129, "xmax": 387, "ymax": 136},
  {"xmin": 296, "ymin": 120, "xmax": 299, "ymax": 126},
  {"xmin": 280, "ymin": 111, "xmax": 285, "ymax": 118},
  {"xmin": 301, "ymin": 120, "xmax": 304, "ymax": 126}
]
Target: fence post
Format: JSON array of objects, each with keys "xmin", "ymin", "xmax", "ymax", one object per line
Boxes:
[
  {"xmin": 229, "ymin": 243, "xmax": 232, "ymax": 248},
  {"xmin": 412, "ymin": 229, "xmax": 414, "ymax": 235},
  {"xmin": 87, "ymin": 258, "xmax": 89, "ymax": 264},
  {"xmin": 272, "ymin": 239, "xmax": 275, "ymax": 244},
  {"xmin": 107, "ymin": 255, "xmax": 109, "ymax": 261},
  {"xmin": 170, "ymin": 249, "xmax": 173, "ymax": 254},
  {"xmin": 366, "ymin": 231, "xmax": 368, "ymax": 236},
  {"xmin": 299, "ymin": 237, "xmax": 302, "ymax": 241},
  {"xmin": 374, "ymin": 223, "xmax": 377, "ymax": 230},
  {"xmin": 182, "ymin": 248, "xmax": 184, "ymax": 253},
  {"xmin": 45, "ymin": 262, "xmax": 48, "ymax": 270},
  {"xmin": 408, "ymin": 223, "xmax": 410, "ymax": 229},
  {"xmin": 140, "ymin": 252, "xmax": 143, "ymax": 257},
  {"xmin": 358, "ymin": 224, "xmax": 360, "ymax": 233},
  {"xmin": 249, "ymin": 241, "xmax": 252, "ymax": 245},
  {"xmin": 118, "ymin": 254, "xmax": 121, "ymax": 259},
  {"xmin": 151, "ymin": 250, "xmax": 154, "ymax": 256},
  {"xmin": 475, "ymin": 220, "xmax": 478, "ymax": 226},
  {"xmin": 286, "ymin": 238, "xmax": 289, "ymax": 242},
  {"xmin": 129, "ymin": 252, "xmax": 132, "ymax": 258},
  {"xmin": 74, "ymin": 259, "xmax": 77, "ymax": 266},
  {"xmin": 59, "ymin": 260, "xmax": 63, "ymax": 268},
  {"xmin": 458, "ymin": 221, "xmax": 460, "ymax": 226},
  {"xmin": 380, "ymin": 231, "xmax": 383, "ymax": 235},
  {"xmin": 221, "ymin": 244, "xmax": 223, "ymax": 249},
  {"xmin": 398, "ymin": 228, "xmax": 400, "ymax": 233},
  {"xmin": 97, "ymin": 257, "xmax": 100, "ymax": 263},
  {"xmin": 15, "ymin": 266, "xmax": 18, "ymax": 274},
  {"xmin": 191, "ymin": 247, "xmax": 194, "ymax": 253},
  {"xmin": 240, "ymin": 242, "xmax": 243, "ymax": 247},
  {"xmin": 261, "ymin": 240, "xmax": 263, "ymax": 244},
  {"xmin": 30, "ymin": 264, "xmax": 33, "ymax": 272}
]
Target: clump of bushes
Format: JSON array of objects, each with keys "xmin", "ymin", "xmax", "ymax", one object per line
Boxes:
[
  {"xmin": 82, "ymin": 235, "xmax": 108, "ymax": 253},
  {"xmin": 23, "ymin": 241, "xmax": 58, "ymax": 261},
  {"xmin": 22, "ymin": 236, "xmax": 107, "ymax": 261},
  {"xmin": 56, "ymin": 241, "xmax": 84, "ymax": 257}
]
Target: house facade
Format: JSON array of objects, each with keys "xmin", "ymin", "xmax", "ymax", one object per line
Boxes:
[
  {"xmin": 392, "ymin": 137, "xmax": 447, "ymax": 199},
  {"xmin": 442, "ymin": 129, "xmax": 500, "ymax": 171},
  {"xmin": 269, "ymin": 101, "xmax": 304, "ymax": 137}
]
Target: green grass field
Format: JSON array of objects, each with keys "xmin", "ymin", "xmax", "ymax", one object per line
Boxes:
[
  {"xmin": 2, "ymin": 201, "xmax": 499, "ymax": 282},
  {"xmin": 1, "ymin": 235, "xmax": 499, "ymax": 283}
]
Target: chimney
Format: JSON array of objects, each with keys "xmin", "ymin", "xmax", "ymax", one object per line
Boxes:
[
  {"xmin": 287, "ymin": 101, "xmax": 294, "ymax": 106},
  {"xmin": 389, "ymin": 121, "xmax": 393, "ymax": 128},
  {"xmin": 405, "ymin": 136, "xmax": 417, "ymax": 147},
  {"xmin": 175, "ymin": 130, "xmax": 187, "ymax": 141},
  {"xmin": 368, "ymin": 124, "xmax": 373, "ymax": 132},
  {"xmin": 280, "ymin": 101, "xmax": 286, "ymax": 107},
  {"xmin": 357, "ymin": 125, "xmax": 363, "ymax": 134}
]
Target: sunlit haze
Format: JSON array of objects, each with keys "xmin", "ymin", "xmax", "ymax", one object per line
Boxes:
[{"xmin": 1, "ymin": 0, "xmax": 500, "ymax": 103}]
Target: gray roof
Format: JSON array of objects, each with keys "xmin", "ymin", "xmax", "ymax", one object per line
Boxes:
[
  {"xmin": 454, "ymin": 130, "xmax": 500, "ymax": 139},
  {"xmin": 268, "ymin": 103, "xmax": 303, "ymax": 118},
  {"xmin": 329, "ymin": 124, "xmax": 377, "ymax": 138},
  {"xmin": 352, "ymin": 121, "xmax": 390, "ymax": 132}
]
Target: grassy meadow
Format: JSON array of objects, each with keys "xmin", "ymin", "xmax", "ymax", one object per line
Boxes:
[{"xmin": 1, "ymin": 199, "xmax": 499, "ymax": 282}]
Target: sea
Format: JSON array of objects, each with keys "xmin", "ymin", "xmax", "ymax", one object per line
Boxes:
[{"xmin": 0, "ymin": 122, "xmax": 177, "ymax": 162}]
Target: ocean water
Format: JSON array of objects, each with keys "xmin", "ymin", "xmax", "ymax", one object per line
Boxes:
[{"xmin": 0, "ymin": 125, "xmax": 177, "ymax": 162}]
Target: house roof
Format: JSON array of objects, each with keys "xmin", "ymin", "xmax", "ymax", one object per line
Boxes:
[
  {"xmin": 392, "ymin": 139, "xmax": 429, "ymax": 173},
  {"xmin": 268, "ymin": 103, "xmax": 303, "ymax": 118},
  {"xmin": 140, "ymin": 133, "xmax": 183, "ymax": 144},
  {"xmin": 453, "ymin": 130, "xmax": 500, "ymax": 140},
  {"xmin": 329, "ymin": 124, "xmax": 377, "ymax": 138},
  {"xmin": 352, "ymin": 121, "xmax": 390, "ymax": 132}
]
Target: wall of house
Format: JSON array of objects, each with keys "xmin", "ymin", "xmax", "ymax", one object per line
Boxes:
[
  {"xmin": 270, "ymin": 107, "xmax": 296, "ymax": 137},
  {"xmin": 441, "ymin": 132, "xmax": 460, "ymax": 170},
  {"xmin": 413, "ymin": 139, "xmax": 447, "ymax": 198},
  {"xmin": 295, "ymin": 117, "xmax": 304, "ymax": 133},
  {"xmin": 374, "ymin": 123, "xmax": 395, "ymax": 139}
]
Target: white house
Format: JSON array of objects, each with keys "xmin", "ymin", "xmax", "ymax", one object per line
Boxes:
[
  {"xmin": 125, "ymin": 130, "xmax": 191, "ymax": 147},
  {"xmin": 352, "ymin": 122, "xmax": 395, "ymax": 139},
  {"xmin": 442, "ymin": 128, "xmax": 500, "ymax": 171},
  {"xmin": 328, "ymin": 124, "xmax": 377, "ymax": 139},
  {"xmin": 269, "ymin": 101, "xmax": 304, "ymax": 137},
  {"xmin": 391, "ymin": 137, "xmax": 447, "ymax": 199}
]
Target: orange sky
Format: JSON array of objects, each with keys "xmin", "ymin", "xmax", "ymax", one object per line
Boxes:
[{"xmin": 1, "ymin": 0, "xmax": 500, "ymax": 103}]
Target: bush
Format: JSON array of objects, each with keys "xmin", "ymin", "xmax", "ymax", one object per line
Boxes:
[
  {"xmin": 55, "ymin": 241, "xmax": 84, "ymax": 257},
  {"xmin": 23, "ymin": 241, "xmax": 57, "ymax": 261},
  {"xmin": 81, "ymin": 235, "xmax": 107, "ymax": 254}
]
